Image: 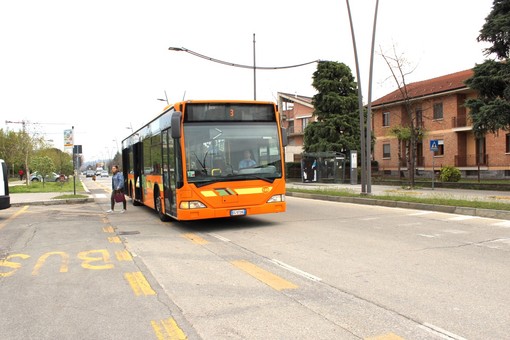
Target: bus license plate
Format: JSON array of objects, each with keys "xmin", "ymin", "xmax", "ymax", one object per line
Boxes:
[{"xmin": 230, "ymin": 209, "xmax": 246, "ymax": 216}]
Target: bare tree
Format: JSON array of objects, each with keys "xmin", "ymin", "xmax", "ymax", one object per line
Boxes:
[{"xmin": 380, "ymin": 46, "xmax": 425, "ymax": 187}]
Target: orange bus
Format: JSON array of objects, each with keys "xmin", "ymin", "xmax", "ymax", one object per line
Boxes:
[{"xmin": 121, "ymin": 100, "xmax": 287, "ymax": 221}]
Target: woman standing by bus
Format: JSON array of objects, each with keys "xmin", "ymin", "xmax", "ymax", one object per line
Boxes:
[{"xmin": 107, "ymin": 165, "xmax": 126, "ymax": 213}]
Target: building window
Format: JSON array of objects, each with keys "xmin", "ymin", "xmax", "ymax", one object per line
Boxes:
[
  {"xmin": 416, "ymin": 108, "xmax": 423, "ymax": 128},
  {"xmin": 382, "ymin": 112, "xmax": 390, "ymax": 127},
  {"xmin": 434, "ymin": 139, "xmax": 444, "ymax": 156},
  {"xmin": 301, "ymin": 117, "xmax": 309, "ymax": 131},
  {"xmin": 288, "ymin": 120, "xmax": 294, "ymax": 134},
  {"xmin": 433, "ymin": 102, "xmax": 443, "ymax": 120},
  {"xmin": 383, "ymin": 144, "xmax": 391, "ymax": 158},
  {"xmin": 506, "ymin": 133, "xmax": 510, "ymax": 153}
]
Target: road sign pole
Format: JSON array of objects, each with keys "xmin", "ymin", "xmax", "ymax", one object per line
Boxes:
[
  {"xmin": 432, "ymin": 154, "xmax": 434, "ymax": 190},
  {"xmin": 429, "ymin": 139, "xmax": 439, "ymax": 190}
]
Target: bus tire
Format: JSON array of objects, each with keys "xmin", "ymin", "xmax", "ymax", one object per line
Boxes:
[{"xmin": 155, "ymin": 189, "xmax": 170, "ymax": 222}]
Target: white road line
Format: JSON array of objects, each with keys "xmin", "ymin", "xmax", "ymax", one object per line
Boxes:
[
  {"xmin": 418, "ymin": 234, "xmax": 439, "ymax": 238},
  {"xmin": 270, "ymin": 259, "xmax": 322, "ymax": 282},
  {"xmin": 419, "ymin": 323, "xmax": 467, "ymax": 340},
  {"xmin": 408, "ymin": 211, "xmax": 434, "ymax": 216},
  {"xmin": 95, "ymin": 194, "xmax": 107, "ymax": 198},
  {"xmin": 208, "ymin": 233, "xmax": 231, "ymax": 242},
  {"xmin": 442, "ymin": 229, "xmax": 468, "ymax": 234}
]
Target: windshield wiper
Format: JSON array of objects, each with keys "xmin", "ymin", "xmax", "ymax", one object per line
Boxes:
[
  {"xmin": 191, "ymin": 178, "xmax": 226, "ymax": 188},
  {"xmin": 237, "ymin": 174, "xmax": 274, "ymax": 183}
]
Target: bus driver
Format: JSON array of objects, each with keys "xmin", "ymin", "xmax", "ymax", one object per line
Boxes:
[{"xmin": 239, "ymin": 150, "xmax": 256, "ymax": 169}]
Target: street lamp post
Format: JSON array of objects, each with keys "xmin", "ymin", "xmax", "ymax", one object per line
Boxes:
[
  {"xmin": 157, "ymin": 90, "xmax": 169, "ymax": 105},
  {"xmin": 253, "ymin": 33, "xmax": 256, "ymax": 100},
  {"xmin": 344, "ymin": 0, "xmax": 379, "ymax": 194}
]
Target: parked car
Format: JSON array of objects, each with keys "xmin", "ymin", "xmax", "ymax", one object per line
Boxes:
[
  {"xmin": 85, "ymin": 170, "xmax": 95, "ymax": 177},
  {"xmin": 100, "ymin": 170, "xmax": 109, "ymax": 177},
  {"xmin": 30, "ymin": 172, "xmax": 63, "ymax": 182}
]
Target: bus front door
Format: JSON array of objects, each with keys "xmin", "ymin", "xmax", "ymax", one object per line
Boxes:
[
  {"xmin": 162, "ymin": 130, "xmax": 177, "ymax": 217},
  {"xmin": 133, "ymin": 142, "xmax": 143, "ymax": 202}
]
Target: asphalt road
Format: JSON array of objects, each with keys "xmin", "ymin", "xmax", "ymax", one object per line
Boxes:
[{"xmin": 1, "ymin": 178, "xmax": 509, "ymax": 339}]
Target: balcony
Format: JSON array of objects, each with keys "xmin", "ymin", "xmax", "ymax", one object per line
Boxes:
[
  {"xmin": 455, "ymin": 154, "xmax": 489, "ymax": 167},
  {"xmin": 288, "ymin": 126, "xmax": 304, "ymax": 136},
  {"xmin": 452, "ymin": 116, "xmax": 472, "ymax": 131}
]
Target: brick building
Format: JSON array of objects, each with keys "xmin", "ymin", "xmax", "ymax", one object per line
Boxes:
[
  {"xmin": 277, "ymin": 92, "xmax": 315, "ymax": 163},
  {"xmin": 371, "ymin": 69, "xmax": 510, "ymax": 179}
]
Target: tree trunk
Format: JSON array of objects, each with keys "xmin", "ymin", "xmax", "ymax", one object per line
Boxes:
[{"xmin": 408, "ymin": 128, "xmax": 416, "ymax": 188}]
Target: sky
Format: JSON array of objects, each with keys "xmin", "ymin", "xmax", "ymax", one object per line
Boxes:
[{"xmin": 0, "ymin": 0, "xmax": 495, "ymax": 165}]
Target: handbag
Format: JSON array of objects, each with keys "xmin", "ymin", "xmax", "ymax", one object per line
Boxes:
[{"xmin": 114, "ymin": 192, "xmax": 124, "ymax": 203}]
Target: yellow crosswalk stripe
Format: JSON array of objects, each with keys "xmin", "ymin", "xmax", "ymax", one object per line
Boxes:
[
  {"xmin": 182, "ymin": 233, "xmax": 208, "ymax": 245},
  {"xmin": 115, "ymin": 250, "xmax": 133, "ymax": 261},
  {"xmin": 151, "ymin": 318, "xmax": 187, "ymax": 340},
  {"xmin": 124, "ymin": 271, "xmax": 156, "ymax": 296},
  {"xmin": 108, "ymin": 236, "xmax": 121, "ymax": 243},
  {"xmin": 102, "ymin": 226, "xmax": 115, "ymax": 233},
  {"xmin": 231, "ymin": 260, "xmax": 298, "ymax": 291}
]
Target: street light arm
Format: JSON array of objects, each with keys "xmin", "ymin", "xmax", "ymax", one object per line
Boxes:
[{"xmin": 169, "ymin": 46, "xmax": 320, "ymax": 70}]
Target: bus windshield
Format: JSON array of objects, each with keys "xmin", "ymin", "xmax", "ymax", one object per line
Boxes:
[{"xmin": 183, "ymin": 122, "xmax": 282, "ymax": 187}]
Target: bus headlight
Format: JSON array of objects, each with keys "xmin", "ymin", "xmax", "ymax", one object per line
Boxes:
[
  {"xmin": 267, "ymin": 194, "xmax": 285, "ymax": 203},
  {"xmin": 179, "ymin": 201, "xmax": 207, "ymax": 209}
]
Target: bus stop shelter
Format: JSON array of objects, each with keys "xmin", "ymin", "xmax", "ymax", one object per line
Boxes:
[{"xmin": 301, "ymin": 152, "xmax": 346, "ymax": 183}]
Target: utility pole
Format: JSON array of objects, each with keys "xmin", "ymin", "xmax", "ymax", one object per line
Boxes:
[{"xmin": 253, "ymin": 33, "xmax": 256, "ymax": 100}]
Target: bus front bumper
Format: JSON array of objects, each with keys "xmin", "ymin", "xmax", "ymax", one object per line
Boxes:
[{"xmin": 176, "ymin": 202, "xmax": 286, "ymax": 221}]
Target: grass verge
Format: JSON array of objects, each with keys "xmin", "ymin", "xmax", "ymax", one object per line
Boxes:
[
  {"xmin": 9, "ymin": 178, "xmax": 87, "ymax": 199},
  {"xmin": 287, "ymin": 188, "xmax": 510, "ymax": 211}
]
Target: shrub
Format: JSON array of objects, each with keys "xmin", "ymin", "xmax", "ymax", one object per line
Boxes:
[{"xmin": 439, "ymin": 166, "xmax": 461, "ymax": 182}]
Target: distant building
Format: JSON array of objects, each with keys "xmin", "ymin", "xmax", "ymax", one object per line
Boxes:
[
  {"xmin": 371, "ymin": 69, "xmax": 510, "ymax": 179},
  {"xmin": 277, "ymin": 92, "xmax": 315, "ymax": 163}
]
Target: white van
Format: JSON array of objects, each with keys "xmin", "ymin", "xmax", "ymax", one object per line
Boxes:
[{"xmin": 0, "ymin": 159, "xmax": 11, "ymax": 210}]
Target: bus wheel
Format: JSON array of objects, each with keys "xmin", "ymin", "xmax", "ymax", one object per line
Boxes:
[{"xmin": 155, "ymin": 192, "xmax": 171, "ymax": 222}]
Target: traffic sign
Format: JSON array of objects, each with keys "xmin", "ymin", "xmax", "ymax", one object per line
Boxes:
[{"xmin": 430, "ymin": 140, "xmax": 439, "ymax": 152}]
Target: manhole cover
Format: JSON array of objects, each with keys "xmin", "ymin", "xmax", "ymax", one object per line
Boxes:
[{"xmin": 118, "ymin": 231, "xmax": 140, "ymax": 235}]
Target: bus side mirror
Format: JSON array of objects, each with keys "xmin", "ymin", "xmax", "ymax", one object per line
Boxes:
[
  {"xmin": 171, "ymin": 111, "xmax": 182, "ymax": 139},
  {"xmin": 281, "ymin": 127, "xmax": 288, "ymax": 147}
]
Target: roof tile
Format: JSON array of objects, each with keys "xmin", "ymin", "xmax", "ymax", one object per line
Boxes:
[{"xmin": 371, "ymin": 69, "xmax": 474, "ymax": 106}]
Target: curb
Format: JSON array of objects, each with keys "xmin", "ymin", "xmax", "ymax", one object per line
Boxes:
[
  {"xmin": 10, "ymin": 197, "xmax": 95, "ymax": 207},
  {"xmin": 286, "ymin": 191, "xmax": 510, "ymax": 220}
]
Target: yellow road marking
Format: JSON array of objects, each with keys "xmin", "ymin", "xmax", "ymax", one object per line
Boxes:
[
  {"xmin": 0, "ymin": 254, "xmax": 30, "ymax": 277},
  {"xmin": 151, "ymin": 318, "xmax": 187, "ymax": 340},
  {"xmin": 32, "ymin": 251, "xmax": 69, "ymax": 275},
  {"xmin": 108, "ymin": 236, "xmax": 121, "ymax": 243},
  {"xmin": 182, "ymin": 233, "xmax": 208, "ymax": 245},
  {"xmin": 77, "ymin": 249, "xmax": 114, "ymax": 270},
  {"xmin": 102, "ymin": 226, "xmax": 115, "ymax": 233},
  {"xmin": 0, "ymin": 206, "xmax": 29, "ymax": 231},
  {"xmin": 124, "ymin": 271, "xmax": 156, "ymax": 296},
  {"xmin": 115, "ymin": 250, "xmax": 133, "ymax": 261},
  {"xmin": 231, "ymin": 260, "xmax": 298, "ymax": 291},
  {"xmin": 365, "ymin": 333, "xmax": 405, "ymax": 340}
]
